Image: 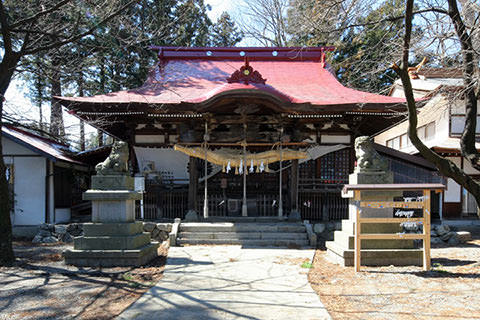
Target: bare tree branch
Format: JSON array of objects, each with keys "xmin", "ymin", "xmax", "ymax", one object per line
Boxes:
[
  {"xmin": 10, "ymin": 0, "xmax": 71, "ymax": 29},
  {"xmin": 393, "ymin": 0, "xmax": 480, "ymax": 214},
  {"xmin": 24, "ymin": 0, "xmax": 140, "ymax": 55},
  {"xmin": 448, "ymin": 0, "xmax": 480, "ymax": 171},
  {"xmin": 0, "ymin": 1, "xmax": 12, "ymax": 54}
]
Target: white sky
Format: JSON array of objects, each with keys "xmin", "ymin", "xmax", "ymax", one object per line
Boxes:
[
  {"xmin": 4, "ymin": 0, "xmax": 242, "ymax": 148},
  {"xmin": 206, "ymin": 0, "xmax": 236, "ymax": 21}
]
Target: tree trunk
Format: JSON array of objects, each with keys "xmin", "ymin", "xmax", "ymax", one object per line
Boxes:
[
  {"xmin": 0, "ymin": 100, "xmax": 14, "ymax": 264},
  {"xmin": 77, "ymin": 72, "xmax": 86, "ymax": 151},
  {"xmin": 0, "ymin": 54, "xmax": 20, "ymax": 265},
  {"xmin": 49, "ymin": 55, "xmax": 65, "ymax": 139},
  {"xmin": 79, "ymin": 121, "xmax": 86, "ymax": 151},
  {"xmin": 395, "ymin": 0, "xmax": 480, "ymax": 217}
]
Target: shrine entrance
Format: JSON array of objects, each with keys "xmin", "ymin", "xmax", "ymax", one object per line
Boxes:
[
  {"xmin": 173, "ymin": 143, "xmax": 307, "ymax": 219},
  {"xmin": 136, "ymin": 146, "xmax": 353, "ymax": 221},
  {"xmin": 57, "ymin": 47, "xmax": 408, "ymax": 222},
  {"xmin": 197, "ymin": 163, "xmax": 287, "ymax": 218}
]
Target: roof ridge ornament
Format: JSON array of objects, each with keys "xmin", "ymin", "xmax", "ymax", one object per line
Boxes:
[{"xmin": 226, "ymin": 57, "xmax": 267, "ymax": 85}]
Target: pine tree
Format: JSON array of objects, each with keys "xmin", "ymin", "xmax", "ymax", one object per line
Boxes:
[{"xmin": 210, "ymin": 12, "xmax": 243, "ymax": 47}]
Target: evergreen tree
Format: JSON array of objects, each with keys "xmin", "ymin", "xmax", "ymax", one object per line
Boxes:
[
  {"xmin": 0, "ymin": 0, "xmax": 140, "ymax": 266},
  {"xmin": 287, "ymin": 0, "xmax": 412, "ymax": 93},
  {"xmin": 210, "ymin": 12, "xmax": 243, "ymax": 46}
]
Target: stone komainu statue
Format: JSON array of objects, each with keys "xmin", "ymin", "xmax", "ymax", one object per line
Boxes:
[
  {"xmin": 95, "ymin": 141, "xmax": 129, "ymax": 175},
  {"xmin": 354, "ymin": 136, "xmax": 388, "ymax": 173}
]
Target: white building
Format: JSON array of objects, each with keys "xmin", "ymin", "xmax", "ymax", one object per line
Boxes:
[
  {"xmin": 375, "ymin": 68, "xmax": 479, "ymax": 218},
  {"xmin": 2, "ymin": 125, "xmax": 89, "ymax": 235}
]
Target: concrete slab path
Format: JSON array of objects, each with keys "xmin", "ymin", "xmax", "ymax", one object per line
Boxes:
[{"xmin": 117, "ymin": 245, "xmax": 331, "ymax": 320}]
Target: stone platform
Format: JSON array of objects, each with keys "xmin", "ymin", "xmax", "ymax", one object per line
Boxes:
[
  {"xmin": 64, "ymin": 221, "xmax": 159, "ymax": 267},
  {"xmin": 64, "ymin": 171, "xmax": 159, "ymax": 267},
  {"xmin": 326, "ymin": 143, "xmax": 424, "ymax": 267},
  {"xmin": 326, "ymin": 219, "xmax": 422, "ymax": 266}
]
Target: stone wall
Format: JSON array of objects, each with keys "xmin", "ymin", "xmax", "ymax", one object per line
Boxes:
[
  {"xmin": 310, "ymin": 221, "xmax": 472, "ymax": 246},
  {"xmin": 32, "ymin": 223, "xmax": 83, "ymax": 243},
  {"xmin": 142, "ymin": 222, "xmax": 172, "ymax": 242},
  {"xmin": 31, "ymin": 222, "xmax": 173, "ymax": 244}
]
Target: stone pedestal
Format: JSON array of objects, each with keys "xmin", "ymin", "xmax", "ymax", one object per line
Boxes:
[
  {"xmin": 64, "ymin": 175, "xmax": 159, "ymax": 267},
  {"xmin": 326, "ymin": 171, "xmax": 422, "ymax": 266}
]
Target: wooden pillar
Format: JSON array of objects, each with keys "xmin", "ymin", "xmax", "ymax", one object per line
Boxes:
[
  {"xmin": 188, "ymin": 157, "xmax": 198, "ymax": 212},
  {"xmin": 423, "ymin": 189, "xmax": 431, "ymax": 271},
  {"xmin": 354, "ymin": 190, "xmax": 361, "ymax": 272},
  {"xmin": 290, "ymin": 159, "xmax": 299, "ymax": 211}
]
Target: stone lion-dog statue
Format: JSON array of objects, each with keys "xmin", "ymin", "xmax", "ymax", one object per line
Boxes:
[
  {"xmin": 95, "ymin": 141, "xmax": 129, "ymax": 175},
  {"xmin": 354, "ymin": 136, "xmax": 388, "ymax": 172}
]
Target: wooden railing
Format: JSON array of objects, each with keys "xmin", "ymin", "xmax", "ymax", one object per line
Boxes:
[
  {"xmin": 342, "ymin": 183, "xmax": 446, "ymax": 272},
  {"xmin": 137, "ymin": 179, "xmax": 350, "ymax": 221}
]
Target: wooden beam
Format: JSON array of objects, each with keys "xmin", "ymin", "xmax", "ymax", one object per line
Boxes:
[
  {"xmin": 359, "ymin": 233, "xmax": 427, "ymax": 240},
  {"xmin": 177, "ymin": 142, "xmax": 311, "ymax": 147},
  {"xmin": 188, "ymin": 157, "xmax": 198, "ymax": 211},
  {"xmin": 423, "ymin": 189, "xmax": 431, "ymax": 271},
  {"xmin": 358, "ymin": 217, "xmax": 424, "ymax": 223},
  {"xmin": 354, "ymin": 190, "xmax": 361, "ymax": 272},
  {"xmin": 290, "ymin": 159, "xmax": 299, "ymax": 211},
  {"xmin": 360, "ymin": 201, "xmax": 424, "ymax": 209}
]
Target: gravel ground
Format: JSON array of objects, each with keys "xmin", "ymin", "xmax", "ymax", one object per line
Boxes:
[
  {"xmin": 0, "ymin": 241, "xmax": 168, "ymax": 320},
  {"xmin": 309, "ymin": 226, "xmax": 480, "ymax": 320}
]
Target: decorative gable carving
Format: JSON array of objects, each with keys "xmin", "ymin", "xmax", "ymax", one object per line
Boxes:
[{"xmin": 227, "ymin": 58, "xmax": 267, "ymax": 85}]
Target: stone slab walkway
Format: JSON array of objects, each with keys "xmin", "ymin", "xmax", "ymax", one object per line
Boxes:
[{"xmin": 117, "ymin": 246, "xmax": 331, "ymax": 320}]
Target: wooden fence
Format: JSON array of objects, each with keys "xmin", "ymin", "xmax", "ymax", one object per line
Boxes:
[
  {"xmin": 298, "ymin": 190, "xmax": 349, "ymax": 221},
  {"xmin": 136, "ymin": 183, "xmax": 349, "ymax": 221},
  {"xmin": 342, "ymin": 183, "xmax": 446, "ymax": 272}
]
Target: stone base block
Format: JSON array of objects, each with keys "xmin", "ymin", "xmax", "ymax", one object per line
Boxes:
[
  {"xmin": 74, "ymin": 233, "xmax": 151, "ymax": 250},
  {"xmin": 184, "ymin": 210, "xmax": 199, "ymax": 222},
  {"xmin": 341, "ymin": 219, "xmax": 402, "ymax": 234},
  {"xmin": 83, "ymin": 190, "xmax": 143, "ymax": 201},
  {"xmin": 91, "ymin": 175, "xmax": 134, "ymax": 190},
  {"xmin": 326, "ymin": 241, "xmax": 423, "ymax": 267},
  {"xmin": 333, "ymin": 230, "xmax": 416, "ymax": 250},
  {"xmin": 327, "ymin": 218, "xmax": 422, "ymax": 266},
  {"xmin": 64, "ymin": 242, "xmax": 159, "ymax": 267},
  {"xmin": 83, "ymin": 221, "xmax": 144, "ymax": 237}
]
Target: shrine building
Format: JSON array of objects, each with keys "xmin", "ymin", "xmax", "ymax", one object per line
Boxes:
[{"xmin": 56, "ymin": 47, "xmax": 419, "ymax": 221}]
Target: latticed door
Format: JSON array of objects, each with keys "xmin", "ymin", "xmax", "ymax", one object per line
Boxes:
[{"xmin": 299, "ymin": 148, "xmax": 352, "ymax": 221}]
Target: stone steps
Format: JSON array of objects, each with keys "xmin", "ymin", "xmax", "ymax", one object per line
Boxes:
[
  {"xmin": 333, "ymin": 230, "xmax": 415, "ymax": 249},
  {"xmin": 326, "ymin": 240, "xmax": 423, "ymax": 267},
  {"xmin": 74, "ymin": 232, "xmax": 151, "ymax": 250},
  {"xmin": 326, "ymin": 218, "xmax": 423, "ymax": 267},
  {"xmin": 179, "ymin": 222, "xmax": 306, "ymax": 233},
  {"xmin": 341, "ymin": 219, "xmax": 403, "ymax": 234},
  {"xmin": 179, "ymin": 232, "xmax": 308, "ymax": 240},
  {"xmin": 64, "ymin": 242, "xmax": 159, "ymax": 267},
  {"xmin": 177, "ymin": 239, "xmax": 309, "ymax": 247},
  {"xmin": 177, "ymin": 222, "xmax": 309, "ymax": 247}
]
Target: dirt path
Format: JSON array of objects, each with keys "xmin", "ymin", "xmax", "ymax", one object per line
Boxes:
[
  {"xmin": 0, "ymin": 241, "xmax": 168, "ymax": 320},
  {"xmin": 309, "ymin": 227, "xmax": 480, "ymax": 320}
]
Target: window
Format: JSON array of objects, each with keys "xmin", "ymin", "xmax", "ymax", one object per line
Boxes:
[
  {"xmin": 386, "ymin": 139, "xmax": 394, "ymax": 148},
  {"xmin": 450, "ymin": 115, "xmax": 480, "ymax": 135},
  {"xmin": 394, "ymin": 137, "xmax": 401, "ymax": 149},
  {"xmin": 425, "ymin": 122, "xmax": 435, "ymax": 140},
  {"xmin": 400, "ymin": 134, "xmax": 408, "ymax": 149},
  {"xmin": 417, "ymin": 125, "xmax": 426, "ymax": 141},
  {"xmin": 317, "ymin": 149, "xmax": 351, "ymax": 184}
]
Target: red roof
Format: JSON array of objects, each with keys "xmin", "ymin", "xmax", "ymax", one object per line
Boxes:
[
  {"xmin": 56, "ymin": 47, "xmax": 405, "ymax": 110},
  {"xmin": 2, "ymin": 125, "xmax": 84, "ymax": 164}
]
